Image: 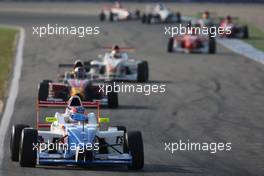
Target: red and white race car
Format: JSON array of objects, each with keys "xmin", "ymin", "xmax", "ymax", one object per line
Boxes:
[
  {"xmin": 219, "ymin": 16, "xmax": 249, "ymax": 38},
  {"xmin": 99, "ymin": 2, "xmax": 140, "ymax": 22},
  {"xmin": 167, "ymin": 32, "xmax": 216, "ymax": 54},
  {"xmin": 38, "ymin": 62, "xmax": 119, "ymax": 108}
]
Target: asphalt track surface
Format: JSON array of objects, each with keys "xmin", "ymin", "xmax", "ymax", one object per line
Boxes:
[{"xmin": 0, "ymin": 12, "xmax": 264, "ymax": 176}]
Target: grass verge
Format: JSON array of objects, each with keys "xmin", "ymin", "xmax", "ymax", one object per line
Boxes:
[
  {"xmin": 239, "ymin": 22, "xmax": 264, "ymax": 52},
  {"xmin": 0, "ymin": 27, "xmax": 17, "ymax": 100}
]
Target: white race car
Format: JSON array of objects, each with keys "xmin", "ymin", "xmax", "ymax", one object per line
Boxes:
[
  {"xmin": 142, "ymin": 3, "xmax": 181, "ymax": 24},
  {"xmin": 100, "ymin": 2, "xmax": 140, "ymax": 22},
  {"xmin": 10, "ymin": 96, "xmax": 144, "ymax": 170},
  {"xmin": 89, "ymin": 46, "xmax": 149, "ymax": 82}
]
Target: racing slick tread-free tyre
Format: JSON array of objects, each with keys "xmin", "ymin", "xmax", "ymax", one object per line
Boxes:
[
  {"xmin": 137, "ymin": 61, "xmax": 149, "ymax": 82},
  {"xmin": 168, "ymin": 37, "xmax": 174, "ymax": 53},
  {"xmin": 209, "ymin": 37, "xmax": 216, "ymax": 54},
  {"xmin": 107, "ymin": 90, "xmax": 119, "ymax": 108},
  {"xmin": 38, "ymin": 82, "xmax": 49, "ymax": 101},
  {"xmin": 10, "ymin": 124, "xmax": 29, "ymax": 161},
  {"xmin": 243, "ymin": 26, "xmax": 249, "ymax": 39},
  {"xmin": 126, "ymin": 131, "xmax": 144, "ymax": 170},
  {"xmin": 109, "ymin": 12, "xmax": 114, "ymax": 22},
  {"xmin": 176, "ymin": 12, "xmax": 181, "ymax": 23},
  {"xmin": 19, "ymin": 128, "xmax": 38, "ymax": 167},
  {"xmin": 99, "ymin": 12, "xmax": 105, "ymax": 21},
  {"xmin": 135, "ymin": 10, "xmax": 141, "ymax": 19},
  {"xmin": 142, "ymin": 14, "xmax": 146, "ymax": 24}
]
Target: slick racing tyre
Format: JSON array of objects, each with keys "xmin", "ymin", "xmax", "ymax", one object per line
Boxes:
[
  {"xmin": 137, "ymin": 61, "xmax": 149, "ymax": 82},
  {"xmin": 10, "ymin": 124, "xmax": 29, "ymax": 161},
  {"xmin": 38, "ymin": 81, "xmax": 49, "ymax": 101},
  {"xmin": 19, "ymin": 128, "xmax": 38, "ymax": 167},
  {"xmin": 209, "ymin": 37, "xmax": 216, "ymax": 54},
  {"xmin": 107, "ymin": 87, "xmax": 119, "ymax": 108},
  {"xmin": 147, "ymin": 14, "xmax": 152, "ymax": 24},
  {"xmin": 126, "ymin": 131, "xmax": 144, "ymax": 170},
  {"xmin": 176, "ymin": 12, "xmax": 181, "ymax": 23},
  {"xmin": 99, "ymin": 12, "xmax": 106, "ymax": 21},
  {"xmin": 142, "ymin": 14, "xmax": 146, "ymax": 24},
  {"xmin": 109, "ymin": 12, "xmax": 114, "ymax": 22},
  {"xmin": 168, "ymin": 37, "xmax": 174, "ymax": 53},
  {"xmin": 135, "ymin": 10, "xmax": 141, "ymax": 19},
  {"xmin": 242, "ymin": 25, "xmax": 249, "ymax": 39}
]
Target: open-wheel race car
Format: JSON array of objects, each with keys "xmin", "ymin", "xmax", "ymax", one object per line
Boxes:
[
  {"xmin": 38, "ymin": 61, "xmax": 118, "ymax": 108},
  {"xmin": 99, "ymin": 1, "xmax": 140, "ymax": 22},
  {"xmin": 141, "ymin": 3, "xmax": 181, "ymax": 24},
  {"xmin": 10, "ymin": 96, "xmax": 144, "ymax": 170},
  {"xmin": 167, "ymin": 32, "xmax": 216, "ymax": 54},
  {"xmin": 219, "ymin": 16, "xmax": 249, "ymax": 39},
  {"xmin": 88, "ymin": 45, "xmax": 149, "ymax": 82}
]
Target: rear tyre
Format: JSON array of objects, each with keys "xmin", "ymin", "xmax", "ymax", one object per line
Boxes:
[
  {"xmin": 107, "ymin": 89, "xmax": 118, "ymax": 109},
  {"xmin": 126, "ymin": 131, "xmax": 144, "ymax": 170},
  {"xmin": 208, "ymin": 37, "xmax": 216, "ymax": 54},
  {"xmin": 137, "ymin": 61, "xmax": 149, "ymax": 83},
  {"xmin": 147, "ymin": 14, "xmax": 152, "ymax": 24},
  {"xmin": 176, "ymin": 12, "xmax": 181, "ymax": 23},
  {"xmin": 19, "ymin": 128, "xmax": 38, "ymax": 167},
  {"xmin": 135, "ymin": 10, "xmax": 140, "ymax": 19},
  {"xmin": 99, "ymin": 12, "xmax": 105, "ymax": 21},
  {"xmin": 242, "ymin": 26, "xmax": 249, "ymax": 39},
  {"xmin": 142, "ymin": 14, "xmax": 146, "ymax": 24},
  {"xmin": 167, "ymin": 37, "xmax": 174, "ymax": 53},
  {"xmin": 38, "ymin": 81, "xmax": 49, "ymax": 101},
  {"xmin": 10, "ymin": 124, "xmax": 29, "ymax": 161},
  {"xmin": 109, "ymin": 12, "xmax": 114, "ymax": 22}
]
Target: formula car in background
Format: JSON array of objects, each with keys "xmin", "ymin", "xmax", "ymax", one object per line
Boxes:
[
  {"xmin": 141, "ymin": 3, "xmax": 181, "ymax": 24},
  {"xmin": 219, "ymin": 16, "xmax": 249, "ymax": 38},
  {"xmin": 167, "ymin": 30, "xmax": 216, "ymax": 54},
  {"xmin": 190, "ymin": 11, "xmax": 216, "ymax": 28},
  {"xmin": 100, "ymin": 1, "xmax": 140, "ymax": 22},
  {"xmin": 38, "ymin": 61, "xmax": 118, "ymax": 108},
  {"xmin": 10, "ymin": 96, "xmax": 144, "ymax": 169},
  {"xmin": 89, "ymin": 45, "xmax": 149, "ymax": 82}
]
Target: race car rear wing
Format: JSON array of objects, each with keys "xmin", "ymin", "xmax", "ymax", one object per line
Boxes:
[
  {"xmin": 102, "ymin": 46, "xmax": 135, "ymax": 52},
  {"xmin": 36, "ymin": 100, "xmax": 101, "ymax": 129}
]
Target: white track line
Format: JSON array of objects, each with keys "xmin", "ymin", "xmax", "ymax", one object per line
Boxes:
[
  {"xmin": 0, "ymin": 26, "xmax": 25, "ymax": 165},
  {"xmin": 217, "ymin": 39, "xmax": 264, "ymax": 64}
]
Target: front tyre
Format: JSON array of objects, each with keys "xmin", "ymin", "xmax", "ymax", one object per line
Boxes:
[
  {"xmin": 168, "ymin": 37, "xmax": 174, "ymax": 53},
  {"xmin": 208, "ymin": 37, "xmax": 216, "ymax": 54},
  {"xmin": 10, "ymin": 124, "xmax": 29, "ymax": 161},
  {"xmin": 99, "ymin": 11, "xmax": 105, "ymax": 21},
  {"xmin": 107, "ymin": 90, "xmax": 118, "ymax": 109},
  {"xmin": 38, "ymin": 81, "xmax": 49, "ymax": 101},
  {"xmin": 19, "ymin": 128, "xmax": 38, "ymax": 167},
  {"xmin": 109, "ymin": 12, "xmax": 114, "ymax": 22},
  {"xmin": 126, "ymin": 131, "xmax": 144, "ymax": 170},
  {"xmin": 137, "ymin": 61, "xmax": 149, "ymax": 82},
  {"xmin": 242, "ymin": 25, "xmax": 249, "ymax": 39}
]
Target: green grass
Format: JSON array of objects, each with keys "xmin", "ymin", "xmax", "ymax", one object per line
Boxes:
[
  {"xmin": 238, "ymin": 21, "xmax": 264, "ymax": 51},
  {"xmin": 0, "ymin": 27, "xmax": 17, "ymax": 99}
]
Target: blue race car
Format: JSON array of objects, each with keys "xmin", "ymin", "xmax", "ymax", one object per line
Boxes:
[{"xmin": 10, "ymin": 96, "xmax": 144, "ymax": 170}]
